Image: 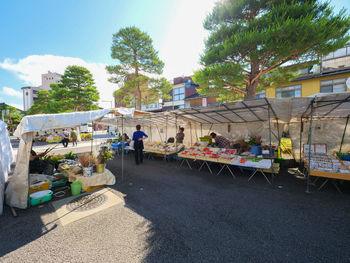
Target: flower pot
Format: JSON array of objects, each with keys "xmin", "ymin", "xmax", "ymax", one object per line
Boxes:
[
  {"xmin": 82, "ymin": 167, "xmax": 93, "ymax": 177},
  {"xmin": 251, "ymin": 145, "xmax": 262, "ymax": 155},
  {"xmin": 96, "ymin": 163, "xmax": 105, "ymax": 173}
]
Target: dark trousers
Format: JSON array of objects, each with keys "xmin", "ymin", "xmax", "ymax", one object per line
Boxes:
[
  {"xmin": 62, "ymin": 138, "xmax": 69, "ymax": 147},
  {"xmin": 134, "ymin": 141, "xmax": 143, "ymax": 164},
  {"xmin": 72, "ymin": 139, "xmax": 77, "ymax": 146}
]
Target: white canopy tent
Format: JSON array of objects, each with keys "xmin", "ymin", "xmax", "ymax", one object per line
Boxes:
[
  {"xmin": 0, "ymin": 120, "xmax": 14, "ymax": 215},
  {"xmin": 5, "ymin": 109, "xmax": 111, "ymax": 209},
  {"xmin": 98, "ymin": 93, "xmax": 350, "ymax": 192}
]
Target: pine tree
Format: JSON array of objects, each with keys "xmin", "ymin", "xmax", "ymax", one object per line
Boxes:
[
  {"xmin": 27, "ymin": 66, "xmax": 100, "ymax": 114},
  {"xmin": 107, "ymin": 26, "xmax": 165, "ymax": 109},
  {"xmin": 194, "ymin": 0, "xmax": 350, "ymax": 100}
]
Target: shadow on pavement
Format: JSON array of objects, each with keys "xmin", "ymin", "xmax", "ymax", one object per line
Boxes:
[
  {"xmin": 107, "ymin": 155, "xmax": 350, "ymax": 262},
  {"xmin": 0, "ymin": 203, "xmax": 58, "ymax": 257}
]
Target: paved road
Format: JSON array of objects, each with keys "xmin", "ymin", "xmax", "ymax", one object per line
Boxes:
[
  {"xmin": 11, "ymin": 134, "xmax": 116, "ymax": 159},
  {"xmin": 1, "ymin": 156, "xmax": 350, "ymax": 262},
  {"xmin": 10, "ymin": 133, "xmax": 117, "ymax": 149}
]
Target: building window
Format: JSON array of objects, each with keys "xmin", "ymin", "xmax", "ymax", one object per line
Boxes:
[
  {"xmin": 255, "ymin": 90, "xmax": 266, "ymax": 99},
  {"xmin": 320, "ymin": 78, "xmax": 346, "ymax": 93},
  {"xmin": 173, "ymin": 87, "xmax": 185, "ymax": 101},
  {"xmin": 174, "ymin": 104, "xmax": 184, "ymax": 109},
  {"xmin": 276, "ymin": 85, "xmax": 301, "ymax": 98}
]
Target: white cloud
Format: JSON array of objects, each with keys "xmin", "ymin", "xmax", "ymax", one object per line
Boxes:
[
  {"xmin": 0, "ymin": 55, "xmax": 117, "ymax": 108},
  {"xmin": 8, "ymin": 103, "xmax": 23, "ymax": 111},
  {"xmin": 1, "ymin": 86, "xmax": 22, "ymax": 98}
]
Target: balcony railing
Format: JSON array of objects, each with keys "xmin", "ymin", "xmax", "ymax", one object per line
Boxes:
[{"xmin": 321, "ymin": 56, "xmax": 350, "ymax": 73}]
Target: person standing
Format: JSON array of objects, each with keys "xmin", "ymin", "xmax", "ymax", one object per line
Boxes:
[
  {"xmin": 132, "ymin": 125, "xmax": 148, "ymax": 165},
  {"xmin": 176, "ymin": 127, "xmax": 185, "ymax": 144},
  {"xmin": 70, "ymin": 128, "xmax": 78, "ymax": 146}
]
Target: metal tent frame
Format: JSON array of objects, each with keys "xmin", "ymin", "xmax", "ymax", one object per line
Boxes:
[{"xmin": 299, "ymin": 94, "xmax": 350, "ymax": 193}]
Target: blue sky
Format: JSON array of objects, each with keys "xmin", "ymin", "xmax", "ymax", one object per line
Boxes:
[{"xmin": 0, "ymin": 0, "xmax": 349, "ymax": 110}]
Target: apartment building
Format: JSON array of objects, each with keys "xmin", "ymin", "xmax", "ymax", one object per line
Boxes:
[
  {"xmin": 22, "ymin": 71, "xmax": 62, "ymax": 111},
  {"xmin": 265, "ymin": 45, "xmax": 350, "ymax": 98}
]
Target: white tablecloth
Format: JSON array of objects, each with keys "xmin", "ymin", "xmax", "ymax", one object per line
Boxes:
[
  {"xmin": 68, "ymin": 168, "xmax": 116, "ymax": 191},
  {"xmin": 232, "ymin": 157, "xmax": 272, "ymax": 169}
]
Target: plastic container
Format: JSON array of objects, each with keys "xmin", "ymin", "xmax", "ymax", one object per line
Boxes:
[
  {"xmin": 96, "ymin": 163, "xmax": 105, "ymax": 173},
  {"xmin": 30, "ymin": 190, "xmax": 53, "ymax": 206},
  {"xmin": 343, "ymin": 155, "xmax": 350, "ymax": 161},
  {"xmin": 71, "ymin": 181, "xmax": 82, "ymax": 196},
  {"xmin": 83, "ymin": 167, "xmax": 93, "ymax": 177},
  {"xmin": 51, "ymin": 178, "xmax": 68, "ymax": 188},
  {"xmin": 251, "ymin": 145, "xmax": 262, "ymax": 155},
  {"xmin": 29, "ymin": 179, "xmax": 50, "ymax": 194}
]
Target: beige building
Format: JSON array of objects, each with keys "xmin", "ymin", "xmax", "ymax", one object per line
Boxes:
[
  {"xmin": 41, "ymin": 71, "xmax": 62, "ymax": 90},
  {"xmin": 22, "ymin": 71, "xmax": 62, "ymax": 111}
]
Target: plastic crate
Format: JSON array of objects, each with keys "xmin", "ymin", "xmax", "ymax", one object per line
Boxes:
[
  {"xmin": 51, "ymin": 178, "xmax": 68, "ymax": 188},
  {"xmin": 29, "ymin": 180, "xmax": 50, "ymax": 194},
  {"xmin": 30, "ymin": 190, "xmax": 53, "ymax": 206}
]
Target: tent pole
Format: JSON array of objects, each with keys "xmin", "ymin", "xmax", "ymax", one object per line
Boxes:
[
  {"xmin": 339, "ymin": 115, "xmax": 349, "ymax": 153},
  {"xmin": 156, "ymin": 124, "xmax": 162, "ymax": 142},
  {"xmin": 150, "ymin": 125, "xmax": 152, "ymax": 142},
  {"xmin": 121, "ymin": 117, "xmax": 124, "ymax": 183},
  {"xmin": 165, "ymin": 116, "xmax": 168, "ymax": 142},
  {"xmin": 200, "ymin": 123, "xmax": 203, "ymax": 137},
  {"xmin": 306, "ymin": 102, "xmax": 314, "ymax": 193},
  {"xmin": 175, "ymin": 114, "xmax": 178, "ymax": 151},
  {"xmin": 299, "ymin": 117, "xmax": 303, "ymax": 166},
  {"xmin": 91, "ymin": 121, "xmax": 93, "ymax": 153},
  {"xmin": 190, "ymin": 122, "xmax": 193, "ymax": 146},
  {"xmin": 268, "ymin": 105, "xmax": 274, "ymax": 186}
]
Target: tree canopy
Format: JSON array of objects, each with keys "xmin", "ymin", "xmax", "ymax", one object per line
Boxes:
[
  {"xmin": 106, "ymin": 26, "xmax": 166, "ymax": 110},
  {"xmin": 194, "ymin": 0, "xmax": 350, "ymax": 100},
  {"xmin": 0, "ymin": 103, "xmax": 22, "ymax": 132},
  {"xmin": 27, "ymin": 66, "xmax": 100, "ymax": 115}
]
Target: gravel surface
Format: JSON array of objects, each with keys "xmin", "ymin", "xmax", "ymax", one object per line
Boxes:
[{"xmin": 1, "ymin": 155, "xmax": 350, "ymax": 263}]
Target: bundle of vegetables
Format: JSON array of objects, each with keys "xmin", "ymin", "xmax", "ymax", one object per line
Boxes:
[
  {"xmin": 81, "ymin": 133, "xmax": 93, "ymax": 141},
  {"xmin": 63, "ymin": 151, "xmax": 76, "ymax": 160},
  {"xmin": 42, "ymin": 154, "xmax": 65, "ymax": 165}
]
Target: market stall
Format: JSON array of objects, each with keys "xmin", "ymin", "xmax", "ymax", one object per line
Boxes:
[
  {"xmin": 173, "ymin": 98, "xmax": 281, "ymax": 183},
  {"xmin": 100, "ymin": 94, "xmax": 350, "ymax": 191},
  {"xmin": 0, "ymin": 120, "xmax": 14, "ymax": 215},
  {"xmin": 299, "ymin": 94, "xmax": 350, "ymax": 192},
  {"xmin": 5, "ymin": 109, "xmax": 111, "ymax": 209}
]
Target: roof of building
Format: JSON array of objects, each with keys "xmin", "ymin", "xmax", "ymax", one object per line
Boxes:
[
  {"xmin": 293, "ymin": 68, "xmax": 350, "ymax": 82},
  {"xmin": 185, "ymin": 93, "xmax": 218, "ymax": 100}
]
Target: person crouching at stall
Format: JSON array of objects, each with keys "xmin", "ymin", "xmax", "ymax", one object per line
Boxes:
[
  {"xmin": 61, "ymin": 129, "xmax": 70, "ymax": 148},
  {"xmin": 132, "ymin": 124, "xmax": 148, "ymax": 165},
  {"xmin": 210, "ymin": 132, "xmax": 230, "ymax": 148}
]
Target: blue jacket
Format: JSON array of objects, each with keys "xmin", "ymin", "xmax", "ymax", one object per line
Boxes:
[{"xmin": 132, "ymin": 131, "xmax": 148, "ymax": 141}]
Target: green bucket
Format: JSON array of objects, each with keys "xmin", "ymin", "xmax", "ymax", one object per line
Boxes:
[{"xmin": 71, "ymin": 181, "xmax": 82, "ymax": 196}]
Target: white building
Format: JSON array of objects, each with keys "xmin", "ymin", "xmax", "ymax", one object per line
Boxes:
[{"xmin": 22, "ymin": 71, "xmax": 62, "ymax": 111}]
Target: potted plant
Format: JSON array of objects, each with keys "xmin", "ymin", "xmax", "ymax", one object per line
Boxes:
[
  {"xmin": 247, "ymin": 136, "xmax": 262, "ymax": 155},
  {"xmin": 96, "ymin": 148, "xmax": 114, "ymax": 173}
]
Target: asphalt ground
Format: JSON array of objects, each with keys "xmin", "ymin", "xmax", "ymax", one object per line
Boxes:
[{"xmin": 1, "ymin": 154, "xmax": 350, "ymax": 262}]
